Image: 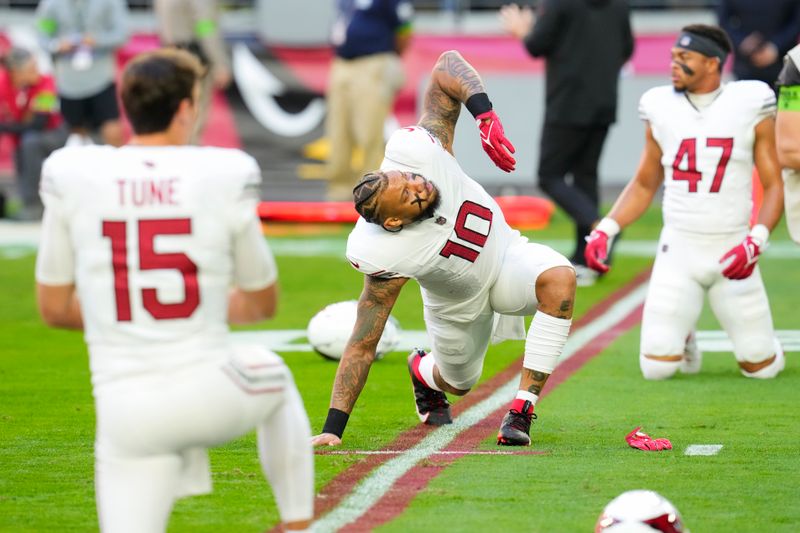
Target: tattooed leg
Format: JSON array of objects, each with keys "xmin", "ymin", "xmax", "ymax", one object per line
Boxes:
[
  {"xmin": 515, "ymin": 266, "xmax": 576, "ymax": 387},
  {"xmin": 518, "ymin": 368, "xmax": 549, "ymax": 398},
  {"xmin": 534, "ymin": 266, "xmax": 576, "ymax": 320}
]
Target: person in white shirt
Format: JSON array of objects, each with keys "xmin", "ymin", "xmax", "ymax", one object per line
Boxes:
[
  {"xmin": 35, "ymin": 48, "xmax": 314, "ymax": 533},
  {"xmin": 312, "ymin": 50, "xmax": 577, "ymax": 448},
  {"xmin": 585, "ymin": 24, "xmax": 785, "ymax": 380}
]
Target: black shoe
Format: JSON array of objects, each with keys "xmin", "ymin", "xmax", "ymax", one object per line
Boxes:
[
  {"xmin": 407, "ymin": 349, "xmax": 452, "ymax": 425},
  {"xmin": 496, "ymin": 400, "xmax": 536, "ymax": 446}
]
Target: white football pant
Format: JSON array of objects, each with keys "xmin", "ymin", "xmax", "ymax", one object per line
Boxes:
[
  {"xmin": 94, "ymin": 345, "xmax": 313, "ymax": 532},
  {"xmin": 641, "ymin": 227, "xmax": 776, "ymax": 369},
  {"xmin": 425, "ymin": 241, "xmax": 571, "ymax": 390}
]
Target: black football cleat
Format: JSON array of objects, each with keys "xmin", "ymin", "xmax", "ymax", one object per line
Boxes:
[
  {"xmin": 496, "ymin": 400, "xmax": 536, "ymax": 446},
  {"xmin": 407, "ymin": 349, "xmax": 452, "ymax": 425}
]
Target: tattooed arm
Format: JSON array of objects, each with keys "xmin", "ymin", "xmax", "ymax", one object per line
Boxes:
[
  {"xmin": 418, "ymin": 50, "xmax": 486, "ymax": 153},
  {"xmin": 312, "ymin": 274, "xmax": 408, "ymax": 446}
]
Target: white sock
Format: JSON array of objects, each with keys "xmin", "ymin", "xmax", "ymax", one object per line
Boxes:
[
  {"xmin": 515, "ymin": 390, "xmax": 539, "ymax": 405},
  {"xmin": 417, "ymin": 352, "xmax": 442, "ymax": 391}
]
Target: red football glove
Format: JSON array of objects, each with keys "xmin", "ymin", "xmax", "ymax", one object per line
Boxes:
[
  {"xmin": 475, "ymin": 110, "xmax": 516, "ymax": 172},
  {"xmin": 584, "ymin": 230, "xmax": 611, "ymax": 273},
  {"xmin": 625, "ymin": 427, "xmax": 672, "ymax": 452},
  {"xmin": 720, "ymin": 235, "xmax": 761, "ymax": 280}
]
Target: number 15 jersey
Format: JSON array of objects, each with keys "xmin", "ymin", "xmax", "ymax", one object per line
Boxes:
[
  {"xmin": 35, "ymin": 145, "xmax": 277, "ymax": 387},
  {"xmin": 346, "ymin": 127, "xmax": 524, "ymax": 322},
  {"xmin": 639, "ymin": 81, "xmax": 776, "ymax": 234}
]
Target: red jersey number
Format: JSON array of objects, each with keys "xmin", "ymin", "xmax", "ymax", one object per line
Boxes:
[
  {"xmin": 102, "ymin": 218, "xmax": 200, "ymax": 322},
  {"xmin": 672, "ymin": 138, "xmax": 734, "ymax": 193},
  {"xmin": 439, "ymin": 201, "xmax": 493, "ymax": 263}
]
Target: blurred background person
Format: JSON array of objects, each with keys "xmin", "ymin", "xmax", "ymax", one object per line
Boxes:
[
  {"xmin": 36, "ymin": 0, "xmax": 128, "ymax": 147},
  {"xmin": 776, "ymin": 43, "xmax": 800, "ymax": 244},
  {"xmin": 154, "ymin": 0, "xmax": 232, "ymax": 144},
  {"xmin": 324, "ymin": 0, "xmax": 413, "ymax": 201},
  {"xmin": 0, "ymin": 47, "xmax": 67, "ymax": 221},
  {"xmin": 718, "ymin": 0, "xmax": 800, "ymax": 88},
  {"xmin": 501, "ymin": 1, "xmax": 634, "ymax": 286}
]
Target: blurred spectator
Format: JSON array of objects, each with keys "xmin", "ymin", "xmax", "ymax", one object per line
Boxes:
[
  {"xmin": 325, "ymin": 0, "xmax": 413, "ymax": 201},
  {"xmin": 776, "ymin": 43, "xmax": 800, "ymax": 244},
  {"xmin": 0, "ymin": 48, "xmax": 67, "ymax": 221},
  {"xmin": 36, "ymin": 0, "xmax": 128, "ymax": 147},
  {"xmin": 718, "ymin": 0, "xmax": 800, "ymax": 87},
  {"xmin": 154, "ymin": 0, "xmax": 232, "ymax": 144},
  {"xmin": 501, "ymin": 1, "xmax": 633, "ymax": 286}
]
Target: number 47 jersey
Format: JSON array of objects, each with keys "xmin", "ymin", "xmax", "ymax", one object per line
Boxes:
[
  {"xmin": 35, "ymin": 145, "xmax": 277, "ymax": 386},
  {"xmin": 346, "ymin": 126, "xmax": 524, "ymax": 322},
  {"xmin": 640, "ymin": 80, "xmax": 776, "ymax": 235}
]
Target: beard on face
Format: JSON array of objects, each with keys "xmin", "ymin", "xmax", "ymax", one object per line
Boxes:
[{"xmin": 415, "ymin": 182, "xmax": 442, "ymax": 223}]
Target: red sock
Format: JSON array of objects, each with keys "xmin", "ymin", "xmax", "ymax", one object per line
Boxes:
[
  {"xmin": 510, "ymin": 398, "xmax": 534, "ymax": 414},
  {"xmin": 411, "ymin": 351, "xmax": 426, "ymax": 385}
]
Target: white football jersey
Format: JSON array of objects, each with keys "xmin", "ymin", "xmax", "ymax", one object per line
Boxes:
[
  {"xmin": 346, "ymin": 127, "xmax": 524, "ymax": 321},
  {"xmin": 35, "ymin": 145, "xmax": 277, "ymax": 387},
  {"xmin": 639, "ymin": 81, "xmax": 776, "ymax": 234}
]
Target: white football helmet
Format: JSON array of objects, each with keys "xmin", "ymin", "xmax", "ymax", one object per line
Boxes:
[
  {"xmin": 595, "ymin": 490, "xmax": 687, "ymax": 533},
  {"xmin": 307, "ymin": 300, "xmax": 401, "ymax": 361}
]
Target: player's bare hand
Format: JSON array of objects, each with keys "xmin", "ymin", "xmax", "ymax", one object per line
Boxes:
[{"xmin": 312, "ymin": 433, "xmax": 342, "ymax": 447}]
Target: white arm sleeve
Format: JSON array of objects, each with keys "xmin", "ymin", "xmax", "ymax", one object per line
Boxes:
[
  {"xmin": 35, "ymin": 157, "xmax": 75, "ymax": 285},
  {"xmin": 232, "ymin": 216, "xmax": 278, "ymax": 290},
  {"xmin": 754, "ymin": 82, "xmax": 777, "ymax": 122},
  {"xmin": 257, "ymin": 378, "xmax": 314, "ymax": 524},
  {"xmin": 228, "ymin": 154, "xmax": 277, "ymax": 290}
]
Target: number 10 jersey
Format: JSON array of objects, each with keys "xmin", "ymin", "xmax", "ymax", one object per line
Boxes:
[
  {"xmin": 346, "ymin": 127, "xmax": 524, "ymax": 322},
  {"xmin": 640, "ymin": 81, "xmax": 776, "ymax": 234}
]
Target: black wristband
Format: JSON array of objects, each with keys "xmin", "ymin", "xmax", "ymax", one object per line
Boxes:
[
  {"xmin": 465, "ymin": 93, "xmax": 492, "ymax": 118},
  {"xmin": 322, "ymin": 408, "xmax": 350, "ymax": 438}
]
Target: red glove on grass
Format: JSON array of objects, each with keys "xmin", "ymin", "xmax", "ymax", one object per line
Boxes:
[
  {"xmin": 475, "ymin": 110, "xmax": 516, "ymax": 172},
  {"xmin": 584, "ymin": 230, "xmax": 611, "ymax": 273},
  {"xmin": 626, "ymin": 427, "xmax": 672, "ymax": 452},
  {"xmin": 720, "ymin": 235, "xmax": 761, "ymax": 280}
]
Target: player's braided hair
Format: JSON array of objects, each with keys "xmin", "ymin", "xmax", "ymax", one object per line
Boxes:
[{"xmin": 353, "ymin": 172, "xmax": 389, "ymax": 224}]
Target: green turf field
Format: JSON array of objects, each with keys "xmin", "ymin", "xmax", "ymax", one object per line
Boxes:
[{"xmin": 1, "ymin": 207, "xmax": 798, "ymax": 532}]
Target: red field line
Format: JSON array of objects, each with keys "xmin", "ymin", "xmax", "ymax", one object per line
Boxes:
[
  {"xmin": 341, "ymin": 300, "xmax": 647, "ymax": 532},
  {"xmin": 268, "ymin": 269, "xmax": 651, "ymax": 532}
]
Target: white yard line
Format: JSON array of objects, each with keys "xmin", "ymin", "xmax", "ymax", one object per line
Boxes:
[
  {"xmin": 311, "ymin": 283, "xmax": 649, "ymax": 532},
  {"xmin": 684, "ymin": 445, "xmax": 724, "ymax": 456},
  {"xmin": 232, "ymin": 329, "xmax": 800, "ymax": 354},
  {"xmin": 3, "ymin": 223, "xmax": 799, "ymax": 259}
]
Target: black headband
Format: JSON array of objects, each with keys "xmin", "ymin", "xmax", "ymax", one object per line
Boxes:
[{"xmin": 675, "ymin": 32, "xmax": 728, "ymax": 65}]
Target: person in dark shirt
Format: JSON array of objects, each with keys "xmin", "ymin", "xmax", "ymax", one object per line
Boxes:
[
  {"xmin": 502, "ymin": 0, "xmax": 634, "ymax": 286},
  {"xmin": 324, "ymin": 0, "xmax": 413, "ymax": 201},
  {"xmin": 718, "ymin": 0, "xmax": 800, "ymax": 87}
]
